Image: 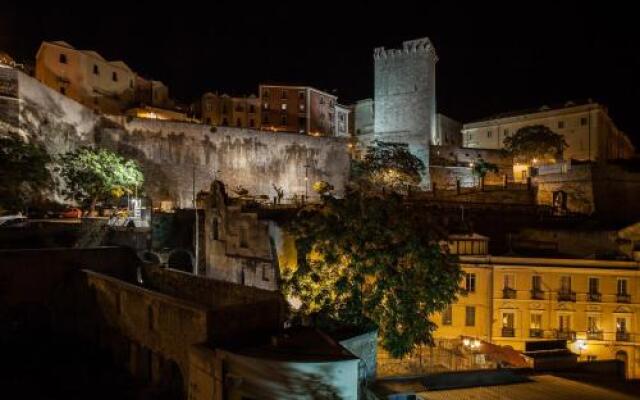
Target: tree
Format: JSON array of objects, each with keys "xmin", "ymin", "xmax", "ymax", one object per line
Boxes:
[
  {"xmin": 283, "ymin": 191, "xmax": 462, "ymax": 358},
  {"xmin": 312, "ymin": 180, "xmax": 334, "ymax": 196},
  {"xmin": 472, "ymin": 158, "xmax": 499, "ymax": 189},
  {"xmin": 503, "ymin": 125, "xmax": 568, "ymax": 164},
  {"xmin": 57, "ymin": 147, "xmax": 144, "ymax": 211},
  {"xmin": 0, "ymin": 135, "xmax": 52, "ymax": 211},
  {"xmin": 351, "ymin": 140, "xmax": 425, "ymax": 192}
]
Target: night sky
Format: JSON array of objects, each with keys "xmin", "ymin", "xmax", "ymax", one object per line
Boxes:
[{"xmin": 2, "ymin": 2, "xmax": 639, "ymax": 144}]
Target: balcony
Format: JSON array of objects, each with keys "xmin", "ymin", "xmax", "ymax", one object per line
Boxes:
[
  {"xmin": 530, "ymin": 289, "xmax": 545, "ymax": 300},
  {"xmin": 586, "ymin": 330, "xmax": 603, "ymax": 340},
  {"xmin": 502, "ymin": 327, "xmax": 516, "ymax": 337},
  {"xmin": 529, "ymin": 328, "xmax": 543, "ymax": 338},
  {"xmin": 557, "ymin": 291, "xmax": 576, "ymax": 302},
  {"xmin": 555, "ymin": 330, "xmax": 576, "ymax": 341},
  {"xmin": 502, "ymin": 288, "xmax": 517, "ymax": 299},
  {"xmin": 617, "ymin": 293, "xmax": 631, "ymax": 303},
  {"xmin": 587, "ymin": 292, "xmax": 602, "ymax": 302},
  {"xmin": 616, "ymin": 331, "xmax": 630, "ymax": 342}
]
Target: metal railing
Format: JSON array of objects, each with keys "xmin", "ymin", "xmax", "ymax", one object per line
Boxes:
[
  {"xmin": 587, "ymin": 292, "xmax": 602, "ymax": 302},
  {"xmin": 529, "ymin": 328, "xmax": 543, "ymax": 338},
  {"xmin": 503, "ymin": 288, "xmax": 517, "ymax": 299},
  {"xmin": 617, "ymin": 293, "xmax": 631, "ymax": 303},
  {"xmin": 530, "ymin": 289, "xmax": 544, "ymax": 300},
  {"xmin": 616, "ymin": 331, "xmax": 630, "ymax": 342},
  {"xmin": 586, "ymin": 330, "xmax": 603, "ymax": 340},
  {"xmin": 555, "ymin": 330, "xmax": 576, "ymax": 341},
  {"xmin": 502, "ymin": 327, "xmax": 516, "ymax": 337},
  {"xmin": 557, "ymin": 291, "xmax": 576, "ymax": 302}
]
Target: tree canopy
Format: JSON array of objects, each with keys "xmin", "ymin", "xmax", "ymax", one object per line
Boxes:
[
  {"xmin": 472, "ymin": 158, "xmax": 499, "ymax": 178},
  {"xmin": 0, "ymin": 135, "xmax": 52, "ymax": 211},
  {"xmin": 284, "ymin": 191, "xmax": 462, "ymax": 358},
  {"xmin": 351, "ymin": 140, "xmax": 425, "ymax": 192},
  {"xmin": 503, "ymin": 125, "xmax": 568, "ymax": 163},
  {"xmin": 57, "ymin": 147, "xmax": 144, "ymax": 210}
]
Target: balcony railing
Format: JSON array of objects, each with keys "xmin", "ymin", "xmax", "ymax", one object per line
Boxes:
[
  {"xmin": 616, "ymin": 331, "xmax": 630, "ymax": 342},
  {"xmin": 530, "ymin": 289, "xmax": 544, "ymax": 300},
  {"xmin": 586, "ymin": 330, "xmax": 603, "ymax": 340},
  {"xmin": 502, "ymin": 327, "xmax": 515, "ymax": 337},
  {"xmin": 557, "ymin": 291, "xmax": 576, "ymax": 302},
  {"xmin": 617, "ymin": 293, "xmax": 631, "ymax": 303},
  {"xmin": 529, "ymin": 328, "xmax": 543, "ymax": 338},
  {"xmin": 503, "ymin": 288, "xmax": 517, "ymax": 299},
  {"xmin": 555, "ymin": 330, "xmax": 576, "ymax": 341},
  {"xmin": 587, "ymin": 292, "xmax": 602, "ymax": 302}
]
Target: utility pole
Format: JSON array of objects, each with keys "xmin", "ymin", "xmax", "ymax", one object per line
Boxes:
[
  {"xmin": 193, "ymin": 164, "xmax": 199, "ymax": 276},
  {"xmin": 304, "ymin": 164, "xmax": 310, "ymax": 200}
]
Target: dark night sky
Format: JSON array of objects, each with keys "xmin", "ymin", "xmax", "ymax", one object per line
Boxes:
[{"xmin": 2, "ymin": 2, "xmax": 639, "ymax": 144}]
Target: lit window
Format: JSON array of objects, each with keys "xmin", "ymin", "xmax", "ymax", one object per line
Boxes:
[
  {"xmin": 59, "ymin": 54, "xmax": 67, "ymax": 64},
  {"xmin": 263, "ymin": 102, "xmax": 269, "ymax": 110},
  {"xmin": 299, "ymin": 103, "xmax": 305, "ymax": 111},
  {"xmin": 281, "ymin": 103, "xmax": 287, "ymax": 110},
  {"xmin": 465, "ymin": 273, "xmax": 476, "ymax": 293}
]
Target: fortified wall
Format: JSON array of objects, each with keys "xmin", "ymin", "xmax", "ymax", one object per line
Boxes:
[{"xmin": 0, "ymin": 67, "xmax": 351, "ymax": 208}]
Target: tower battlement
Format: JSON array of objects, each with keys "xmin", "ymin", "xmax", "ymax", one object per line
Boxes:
[{"xmin": 373, "ymin": 37, "xmax": 438, "ymax": 61}]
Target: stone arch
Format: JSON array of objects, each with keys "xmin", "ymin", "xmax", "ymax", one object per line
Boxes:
[
  {"xmin": 616, "ymin": 350, "xmax": 628, "ymax": 378},
  {"xmin": 167, "ymin": 249, "xmax": 194, "ymax": 273},
  {"xmin": 141, "ymin": 251, "xmax": 162, "ymax": 265}
]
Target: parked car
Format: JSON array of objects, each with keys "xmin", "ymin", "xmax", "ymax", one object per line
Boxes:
[
  {"xmin": 59, "ymin": 208, "xmax": 83, "ymax": 219},
  {"xmin": 0, "ymin": 214, "xmax": 28, "ymax": 228}
]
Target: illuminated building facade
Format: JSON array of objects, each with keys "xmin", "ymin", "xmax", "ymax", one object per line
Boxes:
[
  {"xmin": 200, "ymin": 92, "xmax": 261, "ymax": 129},
  {"xmin": 435, "ymin": 234, "xmax": 640, "ymax": 379}
]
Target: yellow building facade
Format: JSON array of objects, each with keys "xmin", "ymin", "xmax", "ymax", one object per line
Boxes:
[{"xmin": 435, "ymin": 236, "xmax": 640, "ymax": 378}]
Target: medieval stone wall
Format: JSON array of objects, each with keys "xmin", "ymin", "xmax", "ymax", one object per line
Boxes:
[{"xmin": 0, "ymin": 68, "xmax": 351, "ymax": 209}]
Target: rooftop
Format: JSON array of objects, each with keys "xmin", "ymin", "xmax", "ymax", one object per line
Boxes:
[{"xmin": 465, "ymin": 99, "xmax": 601, "ymax": 125}]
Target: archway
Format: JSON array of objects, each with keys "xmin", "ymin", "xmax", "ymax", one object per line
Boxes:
[
  {"xmin": 167, "ymin": 249, "xmax": 193, "ymax": 273},
  {"xmin": 616, "ymin": 350, "xmax": 628, "ymax": 378}
]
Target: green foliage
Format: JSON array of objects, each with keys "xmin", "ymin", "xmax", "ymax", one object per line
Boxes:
[
  {"xmin": 0, "ymin": 135, "xmax": 52, "ymax": 211},
  {"xmin": 472, "ymin": 159, "xmax": 499, "ymax": 178},
  {"xmin": 503, "ymin": 125, "xmax": 568, "ymax": 163},
  {"xmin": 312, "ymin": 180, "xmax": 334, "ymax": 196},
  {"xmin": 351, "ymin": 140, "xmax": 425, "ymax": 192},
  {"xmin": 57, "ymin": 147, "xmax": 143, "ymax": 210},
  {"xmin": 284, "ymin": 191, "xmax": 462, "ymax": 358}
]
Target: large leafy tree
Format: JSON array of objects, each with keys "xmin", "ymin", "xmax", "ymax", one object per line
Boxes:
[
  {"xmin": 57, "ymin": 147, "xmax": 144, "ymax": 211},
  {"xmin": 503, "ymin": 125, "xmax": 568, "ymax": 164},
  {"xmin": 0, "ymin": 135, "xmax": 53, "ymax": 211},
  {"xmin": 472, "ymin": 158, "xmax": 499, "ymax": 189},
  {"xmin": 351, "ymin": 140, "xmax": 425, "ymax": 192},
  {"xmin": 284, "ymin": 191, "xmax": 462, "ymax": 358}
]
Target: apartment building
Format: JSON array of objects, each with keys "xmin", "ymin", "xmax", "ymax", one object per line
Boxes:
[
  {"xmin": 435, "ymin": 234, "xmax": 640, "ymax": 379},
  {"xmin": 200, "ymin": 93, "xmax": 260, "ymax": 129},
  {"xmin": 462, "ymin": 100, "xmax": 635, "ymax": 162}
]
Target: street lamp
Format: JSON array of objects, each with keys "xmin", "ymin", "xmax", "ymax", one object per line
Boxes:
[{"xmin": 304, "ymin": 164, "xmax": 310, "ymax": 200}]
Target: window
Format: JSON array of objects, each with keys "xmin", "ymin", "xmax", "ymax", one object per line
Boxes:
[
  {"xmin": 616, "ymin": 317, "xmax": 627, "ymax": 333},
  {"xmin": 503, "ymin": 274, "xmax": 515, "ymax": 289},
  {"xmin": 530, "ymin": 313, "xmax": 542, "ymax": 329},
  {"xmin": 263, "ymin": 102, "xmax": 269, "ymax": 110},
  {"xmin": 465, "ymin": 273, "xmax": 476, "ymax": 293},
  {"xmin": 222, "ymin": 105, "xmax": 228, "ymax": 114},
  {"xmin": 442, "ymin": 306, "xmax": 452, "ymax": 325},
  {"xmin": 465, "ymin": 306, "xmax": 475, "ymax": 326},
  {"xmin": 617, "ymin": 278, "xmax": 628, "ymax": 295},
  {"xmin": 60, "ymin": 87, "xmax": 66, "ymax": 95},
  {"xmin": 588, "ymin": 277, "xmax": 599, "ymax": 294},
  {"xmin": 212, "ymin": 218, "xmax": 219, "ymax": 240},
  {"xmin": 503, "ymin": 128, "xmax": 509, "ymax": 136},
  {"xmin": 487, "ymin": 130, "xmax": 492, "ymax": 138},
  {"xmin": 263, "ymin": 115, "xmax": 269, "ymax": 124},
  {"xmin": 222, "ymin": 118, "xmax": 228, "ymax": 126},
  {"xmin": 532, "ymin": 275, "xmax": 542, "ymax": 291},
  {"xmin": 249, "ymin": 119, "xmax": 255, "ymax": 128},
  {"xmin": 281, "ymin": 103, "xmax": 287, "ymax": 111},
  {"xmin": 299, "ymin": 103, "xmax": 305, "ymax": 111},
  {"xmin": 503, "ymin": 312, "xmax": 515, "ymax": 328},
  {"xmin": 298, "ymin": 90, "xmax": 305, "ymax": 100},
  {"xmin": 281, "ymin": 90, "xmax": 288, "ymax": 100},
  {"xmin": 320, "ymin": 96, "xmax": 324, "ymax": 105},
  {"xmin": 281, "ymin": 115, "xmax": 287, "ymax": 125},
  {"xmin": 262, "ymin": 89, "xmax": 270, "ymax": 98},
  {"xmin": 93, "ymin": 64, "xmax": 99, "ymax": 75},
  {"xmin": 587, "ymin": 315, "xmax": 600, "ymax": 332},
  {"xmin": 236, "ymin": 118, "xmax": 242, "ymax": 127},
  {"xmin": 239, "ymin": 228, "xmax": 248, "ymax": 248},
  {"xmin": 249, "ymin": 105, "xmax": 256, "ymax": 113},
  {"xmin": 148, "ymin": 305, "xmax": 155, "ymax": 331},
  {"xmin": 59, "ymin": 53, "xmax": 67, "ymax": 64},
  {"xmin": 329, "ymin": 100, "xmax": 334, "ymax": 107},
  {"xmin": 558, "ymin": 121, "xmax": 565, "ymax": 129},
  {"xmin": 112, "ymin": 71, "xmax": 118, "ymax": 82},
  {"xmin": 560, "ymin": 276, "xmax": 571, "ymax": 292},
  {"xmin": 298, "ymin": 117, "xmax": 306, "ymax": 131},
  {"xmin": 129, "ymin": 80, "xmax": 133, "ymax": 89},
  {"xmin": 558, "ymin": 315, "xmax": 571, "ymax": 332},
  {"xmin": 580, "ymin": 117, "xmax": 588, "ymax": 126},
  {"xmin": 206, "ymin": 102, "xmax": 213, "ymax": 112}
]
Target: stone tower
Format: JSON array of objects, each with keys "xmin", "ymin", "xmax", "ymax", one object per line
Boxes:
[{"xmin": 373, "ymin": 37, "xmax": 438, "ymax": 187}]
